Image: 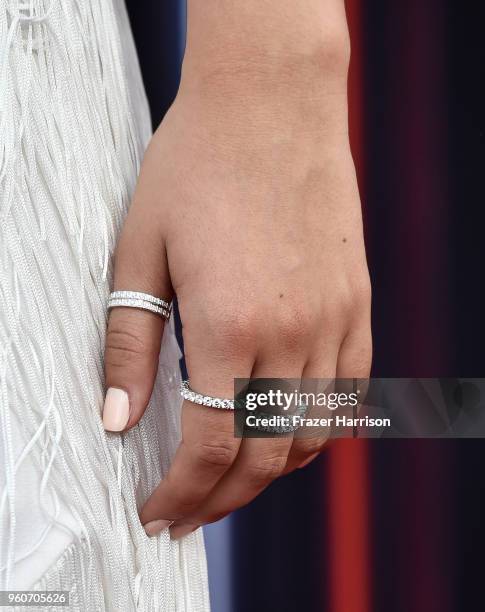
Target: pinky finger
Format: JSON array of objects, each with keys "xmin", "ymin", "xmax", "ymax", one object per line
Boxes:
[{"xmin": 336, "ymin": 325, "xmax": 372, "ymax": 378}]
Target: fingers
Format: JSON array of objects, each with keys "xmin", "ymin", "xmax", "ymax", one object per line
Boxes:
[
  {"xmin": 139, "ymin": 321, "xmax": 256, "ymax": 534},
  {"xmin": 283, "ymin": 352, "xmax": 339, "ymax": 474},
  {"xmin": 169, "ymin": 436, "xmax": 292, "ymax": 538},
  {"xmin": 103, "ymin": 200, "xmax": 173, "ymax": 432},
  {"xmin": 336, "ymin": 324, "xmax": 372, "ymax": 378},
  {"xmin": 285, "ymin": 324, "xmax": 371, "ymax": 473},
  {"xmin": 283, "ymin": 288, "xmax": 372, "ymax": 472},
  {"xmin": 141, "ymin": 316, "xmax": 307, "ymax": 537},
  {"xmin": 336, "ymin": 280, "xmax": 372, "ymax": 378},
  {"xmin": 140, "ymin": 400, "xmax": 241, "ymax": 534},
  {"xmin": 166, "ymin": 353, "xmax": 305, "ymax": 537},
  {"xmin": 139, "ymin": 289, "xmax": 371, "ymax": 536}
]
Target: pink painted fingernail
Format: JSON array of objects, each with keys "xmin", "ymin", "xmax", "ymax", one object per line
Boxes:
[
  {"xmin": 143, "ymin": 519, "xmax": 174, "ymax": 536},
  {"xmin": 103, "ymin": 388, "xmax": 129, "ymax": 431},
  {"xmin": 170, "ymin": 523, "xmax": 199, "ymax": 540}
]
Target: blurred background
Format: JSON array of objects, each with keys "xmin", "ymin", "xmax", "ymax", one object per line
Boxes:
[{"xmin": 124, "ymin": 1, "xmax": 485, "ymax": 610}]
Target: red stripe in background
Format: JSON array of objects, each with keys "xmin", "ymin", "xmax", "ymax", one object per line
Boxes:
[
  {"xmin": 327, "ymin": 441, "xmax": 371, "ymax": 612},
  {"xmin": 326, "ymin": 4, "xmax": 371, "ymax": 612}
]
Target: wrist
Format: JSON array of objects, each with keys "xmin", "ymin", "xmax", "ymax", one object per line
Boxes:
[{"xmin": 179, "ymin": 1, "xmax": 350, "ymax": 102}]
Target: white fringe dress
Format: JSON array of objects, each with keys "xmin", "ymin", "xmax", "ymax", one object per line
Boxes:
[{"xmin": 0, "ymin": 1, "xmax": 210, "ymax": 610}]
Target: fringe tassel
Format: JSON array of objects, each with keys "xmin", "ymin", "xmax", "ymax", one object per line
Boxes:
[{"xmin": 0, "ymin": 0, "xmax": 209, "ymax": 609}]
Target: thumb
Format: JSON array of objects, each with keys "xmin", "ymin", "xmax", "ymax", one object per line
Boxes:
[{"xmin": 103, "ymin": 206, "xmax": 173, "ymax": 432}]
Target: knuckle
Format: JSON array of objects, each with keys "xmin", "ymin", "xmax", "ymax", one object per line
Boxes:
[
  {"xmin": 163, "ymin": 481, "xmax": 200, "ymax": 515},
  {"xmin": 274, "ymin": 304, "xmax": 314, "ymax": 347},
  {"xmin": 293, "ymin": 438, "xmax": 326, "ymax": 457},
  {"xmin": 105, "ymin": 326, "xmax": 148, "ymax": 368},
  {"xmin": 191, "ymin": 440, "xmax": 239, "ymax": 471},
  {"xmin": 321, "ymin": 275, "xmax": 372, "ymax": 328},
  {"xmin": 320, "ymin": 298, "xmax": 345, "ymax": 330},
  {"xmin": 352, "ymin": 276, "xmax": 372, "ymax": 308},
  {"xmin": 346, "ymin": 343, "xmax": 373, "ymax": 377},
  {"xmin": 245, "ymin": 455, "xmax": 287, "ymax": 487},
  {"xmin": 212, "ymin": 308, "xmax": 260, "ymax": 351},
  {"xmin": 361, "ymin": 341, "xmax": 373, "ymax": 368}
]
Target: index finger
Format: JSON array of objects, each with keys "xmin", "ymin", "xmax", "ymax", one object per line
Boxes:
[{"xmin": 139, "ymin": 400, "xmax": 239, "ymax": 534}]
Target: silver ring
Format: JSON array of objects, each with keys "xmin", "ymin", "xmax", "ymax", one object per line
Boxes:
[
  {"xmin": 251, "ymin": 404, "xmax": 308, "ymax": 434},
  {"xmin": 180, "ymin": 380, "xmax": 235, "ymax": 410},
  {"xmin": 108, "ymin": 290, "xmax": 172, "ymax": 321}
]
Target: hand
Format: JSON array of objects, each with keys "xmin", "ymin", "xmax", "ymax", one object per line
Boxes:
[{"xmin": 102, "ymin": 0, "xmax": 372, "ymax": 538}]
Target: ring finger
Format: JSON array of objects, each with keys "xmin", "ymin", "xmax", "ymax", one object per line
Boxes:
[{"xmin": 169, "ymin": 355, "xmax": 305, "ymax": 538}]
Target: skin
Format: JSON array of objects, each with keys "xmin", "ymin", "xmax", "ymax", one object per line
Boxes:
[{"xmin": 103, "ymin": 0, "xmax": 372, "ymax": 538}]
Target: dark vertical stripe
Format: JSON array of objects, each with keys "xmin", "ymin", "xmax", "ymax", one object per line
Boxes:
[
  {"xmin": 125, "ymin": 0, "xmax": 185, "ymax": 128},
  {"xmin": 364, "ymin": 2, "xmax": 454, "ymax": 611},
  {"xmin": 390, "ymin": 0, "xmax": 449, "ymax": 375}
]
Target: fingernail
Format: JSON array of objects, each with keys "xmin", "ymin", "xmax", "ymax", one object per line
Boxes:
[
  {"xmin": 143, "ymin": 519, "xmax": 174, "ymax": 536},
  {"xmin": 170, "ymin": 523, "xmax": 199, "ymax": 540},
  {"xmin": 103, "ymin": 388, "xmax": 129, "ymax": 431}
]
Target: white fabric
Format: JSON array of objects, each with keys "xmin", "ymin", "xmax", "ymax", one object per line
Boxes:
[{"xmin": 0, "ymin": 1, "xmax": 210, "ymax": 610}]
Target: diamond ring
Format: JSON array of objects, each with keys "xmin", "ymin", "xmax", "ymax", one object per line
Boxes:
[
  {"xmin": 108, "ymin": 290, "xmax": 172, "ymax": 321},
  {"xmin": 179, "ymin": 380, "xmax": 235, "ymax": 410}
]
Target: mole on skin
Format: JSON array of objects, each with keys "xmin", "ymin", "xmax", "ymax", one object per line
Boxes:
[{"xmin": 342, "ymin": 237, "xmax": 347, "ymax": 243}]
